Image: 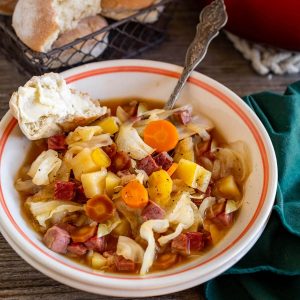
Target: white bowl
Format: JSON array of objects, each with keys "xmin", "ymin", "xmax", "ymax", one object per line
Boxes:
[{"xmin": 0, "ymin": 60, "xmax": 277, "ymax": 297}]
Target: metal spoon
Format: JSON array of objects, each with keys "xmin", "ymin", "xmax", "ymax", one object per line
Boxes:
[{"xmin": 164, "ymin": 0, "xmax": 228, "ymax": 110}]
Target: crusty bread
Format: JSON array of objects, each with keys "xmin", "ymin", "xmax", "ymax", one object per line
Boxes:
[
  {"xmin": 0, "ymin": 0, "xmax": 18, "ymax": 15},
  {"xmin": 12, "ymin": 0, "xmax": 102, "ymax": 52},
  {"xmin": 101, "ymin": 0, "xmax": 162, "ymax": 23},
  {"xmin": 50, "ymin": 15, "xmax": 108, "ymax": 68},
  {"xmin": 9, "ymin": 73, "xmax": 107, "ymax": 140}
]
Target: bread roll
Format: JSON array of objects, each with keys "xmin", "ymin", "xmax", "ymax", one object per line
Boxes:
[
  {"xmin": 0, "ymin": 0, "xmax": 17, "ymax": 15},
  {"xmin": 101, "ymin": 0, "xmax": 156, "ymax": 21},
  {"xmin": 12, "ymin": 0, "xmax": 102, "ymax": 52},
  {"xmin": 50, "ymin": 15, "xmax": 108, "ymax": 68},
  {"xmin": 9, "ymin": 73, "xmax": 107, "ymax": 140}
]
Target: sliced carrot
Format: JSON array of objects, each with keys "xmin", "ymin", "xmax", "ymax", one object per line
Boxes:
[
  {"xmin": 71, "ymin": 224, "xmax": 97, "ymax": 243},
  {"xmin": 167, "ymin": 162, "xmax": 178, "ymax": 176},
  {"xmin": 153, "ymin": 253, "xmax": 178, "ymax": 270},
  {"xmin": 143, "ymin": 120, "xmax": 179, "ymax": 152},
  {"xmin": 85, "ymin": 195, "xmax": 115, "ymax": 223},
  {"xmin": 121, "ymin": 180, "xmax": 149, "ymax": 208}
]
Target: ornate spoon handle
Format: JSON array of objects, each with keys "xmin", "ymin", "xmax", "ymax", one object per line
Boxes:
[{"xmin": 164, "ymin": 0, "xmax": 228, "ymax": 110}]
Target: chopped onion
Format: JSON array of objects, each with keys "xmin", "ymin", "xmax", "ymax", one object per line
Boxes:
[
  {"xmin": 199, "ymin": 197, "xmax": 216, "ymax": 221},
  {"xmin": 225, "ymin": 199, "xmax": 239, "ymax": 214},
  {"xmin": 97, "ymin": 213, "xmax": 122, "ymax": 238},
  {"xmin": 116, "ymin": 123, "xmax": 154, "ymax": 160},
  {"xmin": 68, "ymin": 134, "xmax": 113, "ymax": 150},
  {"xmin": 116, "ymin": 106, "xmax": 130, "ymax": 123}
]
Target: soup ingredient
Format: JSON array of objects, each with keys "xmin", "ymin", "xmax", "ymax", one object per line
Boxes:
[
  {"xmin": 47, "ymin": 134, "xmax": 66, "ymax": 151},
  {"xmin": 28, "ymin": 200, "xmax": 83, "ymax": 228},
  {"xmin": 110, "ymin": 151, "xmax": 131, "ymax": 172},
  {"xmin": 116, "ymin": 236, "xmax": 145, "ymax": 263},
  {"xmin": 90, "ymin": 251, "xmax": 107, "ymax": 269},
  {"xmin": 140, "ymin": 219, "xmax": 169, "ymax": 275},
  {"xmin": 148, "ymin": 170, "xmax": 172, "ymax": 207},
  {"xmin": 70, "ymin": 224, "xmax": 97, "ymax": 243},
  {"xmin": 105, "ymin": 172, "xmax": 121, "ymax": 197},
  {"xmin": 153, "ymin": 152, "xmax": 173, "ymax": 171},
  {"xmin": 54, "ymin": 181, "xmax": 75, "ymax": 201},
  {"xmin": 225, "ymin": 199, "xmax": 239, "ymax": 214},
  {"xmin": 141, "ymin": 201, "xmax": 165, "ymax": 221},
  {"xmin": 85, "ymin": 236, "xmax": 106, "ymax": 252},
  {"xmin": 116, "ymin": 123, "xmax": 154, "ymax": 160},
  {"xmin": 153, "ymin": 253, "xmax": 178, "ymax": 270},
  {"xmin": 66, "ymin": 126, "xmax": 103, "ymax": 144},
  {"xmin": 27, "ymin": 149, "xmax": 62, "ymax": 185},
  {"xmin": 68, "ymin": 134, "xmax": 112, "ymax": 150},
  {"xmin": 85, "ymin": 195, "xmax": 115, "ymax": 223},
  {"xmin": 43, "ymin": 225, "xmax": 70, "ymax": 254},
  {"xmin": 136, "ymin": 155, "xmax": 160, "ymax": 176},
  {"xmin": 97, "ymin": 213, "xmax": 121, "ymax": 238},
  {"xmin": 166, "ymin": 163, "xmax": 178, "ymax": 177},
  {"xmin": 171, "ymin": 231, "xmax": 210, "ymax": 255},
  {"xmin": 114, "ymin": 255, "xmax": 136, "ymax": 272},
  {"xmin": 121, "ymin": 180, "xmax": 149, "ymax": 208},
  {"xmin": 9, "ymin": 73, "xmax": 107, "ymax": 140},
  {"xmin": 67, "ymin": 243, "xmax": 87, "ymax": 256},
  {"xmin": 175, "ymin": 158, "xmax": 211, "ymax": 192},
  {"xmin": 174, "ymin": 137, "xmax": 195, "ymax": 162},
  {"xmin": 81, "ymin": 169, "xmax": 107, "ymax": 198},
  {"xmin": 94, "ymin": 117, "xmax": 119, "ymax": 134},
  {"xmin": 143, "ymin": 120, "xmax": 179, "ymax": 152},
  {"xmin": 215, "ymin": 175, "xmax": 241, "ymax": 199},
  {"xmin": 158, "ymin": 193, "xmax": 195, "ymax": 246},
  {"xmin": 71, "ymin": 148, "xmax": 102, "ymax": 180},
  {"xmin": 173, "ymin": 108, "xmax": 192, "ymax": 125},
  {"xmin": 91, "ymin": 148, "xmax": 111, "ymax": 168},
  {"xmin": 112, "ymin": 218, "xmax": 131, "ymax": 237},
  {"xmin": 199, "ymin": 197, "xmax": 216, "ymax": 222}
]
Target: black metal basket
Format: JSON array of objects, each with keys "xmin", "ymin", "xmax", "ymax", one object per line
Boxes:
[{"xmin": 0, "ymin": 0, "xmax": 177, "ymax": 77}]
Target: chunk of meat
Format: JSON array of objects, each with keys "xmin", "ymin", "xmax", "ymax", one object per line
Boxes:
[
  {"xmin": 102, "ymin": 143, "xmax": 117, "ymax": 159},
  {"xmin": 84, "ymin": 236, "xmax": 106, "ymax": 253},
  {"xmin": 67, "ymin": 243, "xmax": 87, "ymax": 256},
  {"xmin": 171, "ymin": 231, "xmax": 211, "ymax": 255},
  {"xmin": 47, "ymin": 134, "xmax": 66, "ymax": 151},
  {"xmin": 43, "ymin": 225, "xmax": 70, "ymax": 254},
  {"xmin": 141, "ymin": 201, "xmax": 165, "ymax": 221},
  {"xmin": 57, "ymin": 223, "xmax": 76, "ymax": 234},
  {"xmin": 153, "ymin": 152, "xmax": 173, "ymax": 170},
  {"xmin": 114, "ymin": 255, "xmax": 136, "ymax": 272},
  {"xmin": 74, "ymin": 184, "xmax": 88, "ymax": 204},
  {"xmin": 110, "ymin": 151, "xmax": 131, "ymax": 172},
  {"xmin": 137, "ymin": 155, "xmax": 160, "ymax": 176},
  {"xmin": 173, "ymin": 109, "xmax": 192, "ymax": 125},
  {"xmin": 54, "ymin": 181, "xmax": 75, "ymax": 201},
  {"xmin": 211, "ymin": 212, "xmax": 234, "ymax": 227}
]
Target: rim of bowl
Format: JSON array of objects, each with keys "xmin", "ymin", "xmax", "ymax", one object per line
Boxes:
[{"xmin": 0, "ymin": 60, "xmax": 278, "ymax": 293}]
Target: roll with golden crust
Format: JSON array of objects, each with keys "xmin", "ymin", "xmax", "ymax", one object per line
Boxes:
[
  {"xmin": 12, "ymin": 0, "xmax": 102, "ymax": 52},
  {"xmin": 0, "ymin": 0, "xmax": 18, "ymax": 15},
  {"xmin": 101, "ymin": 0, "xmax": 156, "ymax": 21}
]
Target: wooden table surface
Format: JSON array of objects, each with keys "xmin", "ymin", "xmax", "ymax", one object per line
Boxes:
[{"xmin": 0, "ymin": 1, "xmax": 299, "ymax": 299}]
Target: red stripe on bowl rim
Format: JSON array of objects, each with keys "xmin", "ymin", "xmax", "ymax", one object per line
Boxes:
[{"xmin": 0, "ymin": 66, "xmax": 269, "ymax": 280}]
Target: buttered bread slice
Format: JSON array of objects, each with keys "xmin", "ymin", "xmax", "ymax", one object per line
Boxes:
[{"xmin": 9, "ymin": 73, "xmax": 107, "ymax": 140}]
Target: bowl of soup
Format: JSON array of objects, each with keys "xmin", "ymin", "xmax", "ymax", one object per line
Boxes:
[{"xmin": 0, "ymin": 60, "xmax": 277, "ymax": 297}]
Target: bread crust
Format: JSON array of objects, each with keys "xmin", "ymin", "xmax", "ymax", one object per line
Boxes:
[
  {"xmin": 101, "ymin": 0, "xmax": 154, "ymax": 11},
  {"xmin": 0, "ymin": 0, "xmax": 17, "ymax": 15},
  {"xmin": 12, "ymin": 0, "xmax": 59, "ymax": 52}
]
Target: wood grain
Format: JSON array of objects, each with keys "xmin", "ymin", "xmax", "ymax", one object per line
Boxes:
[{"xmin": 0, "ymin": 0, "xmax": 299, "ymax": 299}]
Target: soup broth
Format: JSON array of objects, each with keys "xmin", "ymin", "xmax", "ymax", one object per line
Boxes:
[{"xmin": 16, "ymin": 98, "xmax": 247, "ymax": 275}]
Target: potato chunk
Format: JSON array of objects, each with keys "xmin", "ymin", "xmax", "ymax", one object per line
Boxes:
[
  {"xmin": 173, "ymin": 137, "xmax": 195, "ymax": 162},
  {"xmin": 148, "ymin": 170, "xmax": 172, "ymax": 207},
  {"xmin": 93, "ymin": 117, "xmax": 119, "ymax": 135},
  {"xmin": 215, "ymin": 175, "xmax": 241, "ymax": 199},
  {"xmin": 81, "ymin": 169, "xmax": 107, "ymax": 198},
  {"xmin": 175, "ymin": 158, "xmax": 211, "ymax": 192},
  {"xmin": 71, "ymin": 148, "xmax": 100, "ymax": 180},
  {"xmin": 105, "ymin": 171, "xmax": 121, "ymax": 197},
  {"xmin": 91, "ymin": 148, "xmax": 111, "ymax": 168}
]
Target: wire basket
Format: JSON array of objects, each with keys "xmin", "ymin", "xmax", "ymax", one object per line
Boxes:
[{"xmin": 0, "ymin": 0, "xmax": 177, "ymax": 77}]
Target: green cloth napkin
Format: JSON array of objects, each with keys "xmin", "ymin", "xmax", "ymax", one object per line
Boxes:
[{"xmin": 205, "ymin": 81, "xmax": 300, "ymax": 300}]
